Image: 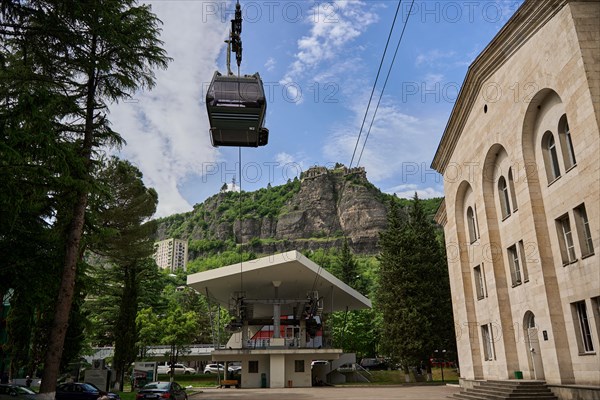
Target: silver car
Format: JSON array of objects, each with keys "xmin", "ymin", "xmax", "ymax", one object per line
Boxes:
[{"xmin": 203, "ymin": 364, "xmax": 225, "ymax": 374}]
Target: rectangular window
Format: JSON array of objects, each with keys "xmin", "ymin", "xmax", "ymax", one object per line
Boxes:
[
  {"xmin": 481, "ymin": 324, "xmax": 496, "ymax": 361},
  {"xmin": 508, "ymin": 169, "xmax": 518, "ymax": 212},
  {"xmin": 467, "ymin": 207, "xmax": 478, "ymax": 244},
  {"xmin": 499, "ymin": 177, "xmax": 511, "ymax": 219},
  {"xmin": 294, "ymin": 360, "xmax": 305, "ymax": 373},
  {"xmin": 592, "ymin": 297, "xmax": 600, "ymax": 344},
  {"xmin": 474, "ymin": 205, "xmax": 480, "ymax": 240},
  {"xmin": 573, "ymin": 301, "xmax": 594, "ymax": 353},
  {"xmin": 248, "ymin": 360, "xmax": 259, "ymax": 373},
  {"xmin": 474, "ymin": 265, "xmax": 486, "ymax": 300},
  {"xmin": 556, "ymin": 214, "xmax": 577, "ymax": 264},
  {"xmin": 508, "ymin": 244, "xmax": 522, "ymax": 286},
  {"xmin": 574, "ymin": 204, "xmax": 594, "ymax": 257},
  {"xmin": 518, "ymin": 240, "xmax": 529, "ymax": 283}
]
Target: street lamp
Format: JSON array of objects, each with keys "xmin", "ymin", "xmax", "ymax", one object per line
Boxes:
[{"xmin": 434, "ymin": 349, "xmax": 447, "ymax": 382}]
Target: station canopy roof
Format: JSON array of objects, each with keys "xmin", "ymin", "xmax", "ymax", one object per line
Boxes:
[{"xmin": 186, "ymin": 250, "xmax": 372, "ymax": 315}]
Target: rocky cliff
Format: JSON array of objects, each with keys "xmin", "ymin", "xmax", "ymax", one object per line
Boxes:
[{"xmin": 156, "ymin": 165, "xmax": 438, "ymax": 256}]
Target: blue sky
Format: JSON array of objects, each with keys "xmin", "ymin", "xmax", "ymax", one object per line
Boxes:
[{"xmin": 111, "ymin": 0, "xmax": 523, "ymax": 217}]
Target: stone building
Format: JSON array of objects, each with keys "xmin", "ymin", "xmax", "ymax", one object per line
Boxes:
[{"xmin": 431, "ymin": 0, "xmax": 599, "ymax": 398}]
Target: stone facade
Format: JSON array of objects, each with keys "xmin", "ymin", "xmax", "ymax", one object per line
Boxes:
[{"xmin": 432, "ymin": 0, "xmax": 599, "ymax": 393}]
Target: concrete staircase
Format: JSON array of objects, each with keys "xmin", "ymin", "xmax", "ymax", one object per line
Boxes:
[{"xmin": 451, "ymin": 380, "xmax": 557, "ymax": 400}]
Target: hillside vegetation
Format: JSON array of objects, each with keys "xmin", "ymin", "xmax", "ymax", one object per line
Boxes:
[{"xmin": 155, "ymin": 165, "xmax": 442, "ymax": 275}]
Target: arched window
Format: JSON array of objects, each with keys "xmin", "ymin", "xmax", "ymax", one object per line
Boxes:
[
  {"xmin": 542, "ymin": 131, "xmax": 561, "ymax": 183},
  {"xmin": 508, "ymin": 168, "xmax": 518, "ymax": 212},
  {"xmin": 527, "ymin": 313, "xmax": 535, "ymax": 329},
  {"xmin": 498, "ymin": 176, "xmax": 511, "ymax": 219},
  {"xmin": 467, "ymin": 206, "xmax": 478, "ymax": 243},
  {"xmin": 558, "ymin": 115, "xmax": 576, "ymax": 170}
]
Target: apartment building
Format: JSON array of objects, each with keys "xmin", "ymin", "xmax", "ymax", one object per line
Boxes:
[{"xmin": 153, "ymin": 238, "xmax": 188, "ymax": 272}]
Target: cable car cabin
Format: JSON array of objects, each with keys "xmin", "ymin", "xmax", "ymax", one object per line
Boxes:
[{"xmin": 206, "ymin": 71, "xmax": 269, "ymax": 147}]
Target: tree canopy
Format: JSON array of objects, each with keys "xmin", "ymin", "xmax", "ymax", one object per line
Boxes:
[
  {"xmin": 376, "ymin": 194, "xmax": 454, "ymax": 371},
  {"xmin": 0, "ymin": 0, "xmax": 169, "ymax": 392}
]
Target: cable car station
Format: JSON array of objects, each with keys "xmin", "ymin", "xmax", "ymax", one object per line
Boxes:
[{"xmin": 186, "ymin": 251, "xmax": 372, "ymax": 388}]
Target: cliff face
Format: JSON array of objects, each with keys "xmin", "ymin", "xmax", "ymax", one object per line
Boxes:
[{"xmin": 156, "ymin": 166, "xmax": 390, "ymax": 255}]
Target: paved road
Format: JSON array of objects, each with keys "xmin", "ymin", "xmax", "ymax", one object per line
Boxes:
[{"xmin": 189, "ymin": 384, "xmax": 461, "ymax": 399}]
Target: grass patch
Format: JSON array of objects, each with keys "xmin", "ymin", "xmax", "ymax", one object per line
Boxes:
[
  {"xmin": 340, "ymin": 368, "xmax": 459, "ymax": 386},
  {"xmin": 117, "ymin": 392, "xmax": 137, "ymax": 400}
]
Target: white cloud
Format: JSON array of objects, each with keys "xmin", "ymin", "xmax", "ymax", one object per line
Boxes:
[
  {"xmin": 281, "ymin": 0, "xmax": 378, "ymax": 101},
  {"xmin": 323, "ymin": 91, "xmax": 446, "ymax": 182},
  {"xmin": 265, "ymin": 57, "xmax": 276, "ymax": 72},
  {"xmin": 424, "ymin": 73, "xmax": 445, "ymax": 91},
  {"xmin": 275, "ymin": 152, "xmax": 296, "ymax": 165},
  {"xmin": 275, "ymin": 152, "xmax": 307, "ymax": 173},
  {"xmin": 425, "ymin": 73, "xmax": 444, "ymax": 84},
  {"xmin": 415, "ymin": 49, "xmax": 456, "ymax": 66},
  {"xmin": 110, "ymin": 2, "xmax": 228, "ymax": 217},
  {"xmin": 384, "ymin": 184, "xmax": 444, "ymax": 199}
]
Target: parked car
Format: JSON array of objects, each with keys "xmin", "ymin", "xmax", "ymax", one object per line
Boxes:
[
  {"xmin": 227, "ymin": 363, "xmax": 242, "ymax": 373},
  {"xmin": 310, "ymin": 360, "xmax": 329, "ymax": 368},
  {"xmin": 157, "ymin": 364, "xmax": 195, "ymax": 375},
  {"xmin": 359, "ymin": 357, "xmax": 389, "ymax": 371},
  {"xmin": 203, "ymin": 364, "xmax": 225, "ymax": 374},
  {"xmin": 135, "ymin": 381, "xmax": 187, "ymax": 400},
  {"xmin": 0, "ymin": 384, "xmax": 36, "ymax": 400},
  {"xmin": 55, "ymin": 382, "xmax": 120, "ymax": 400}
]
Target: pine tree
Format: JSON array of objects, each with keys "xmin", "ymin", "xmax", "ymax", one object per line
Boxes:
[
  {"xmin": 1, "ymin": 1, "xmax": 170, "ymax": 393},
  {"xmin": 88, "ymin": 158, "xmax": 160, "ymax": 390},
  {"xmin": 376, "ymin": 194, "xmax": 454, "ymax": 373},
  {"xmin": 329, "ymin": 238, "xmax": 374, "ymax": 356},
  {"xmin": 335, "ymin": 238, "xmax": 360, "ymax": 290}
]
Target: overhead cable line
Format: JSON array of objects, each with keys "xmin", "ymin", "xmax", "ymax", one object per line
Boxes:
[
  {"xmin": 238, "ymin": 147, "xmax": 244, "ymax": 294},
  {"xmin": 357, "ymin": 0, "xmax": 416, "ymax": 167},
  {"xmin": 349, "ymin": 0, "xmax": 402, "ymax": 169},
  {"xmin": 312, "ymin": 0, "xmax": 405, "ymax": 294}
]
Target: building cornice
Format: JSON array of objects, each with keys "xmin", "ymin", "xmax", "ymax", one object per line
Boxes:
[
  {"xmin": 431, "ymin": 0, "xmax": 572, "ymax": 173},
  {"xmin": 434, "ymin": 198, "xmax": 447, "ymax": 227}
]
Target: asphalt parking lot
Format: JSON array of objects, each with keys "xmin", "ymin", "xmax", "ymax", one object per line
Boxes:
[{"xmin": 189, "ymin": 384, "xmax": 461, "ymax": 399}]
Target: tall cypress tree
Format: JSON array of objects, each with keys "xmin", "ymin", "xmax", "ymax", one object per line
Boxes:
[
  {"xmin": 376, "ymin": 194, "xmax": 454, "ymax": 373},
  {"xmin": 334, "ymin": 238, "xmax": 360, "ymax": 290},
  {"xmin": 328, "ymin": 238, "xmax": 376, "ymax": 357}
]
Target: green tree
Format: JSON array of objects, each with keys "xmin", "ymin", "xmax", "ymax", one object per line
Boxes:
[
  {"xmin": 160, "ymin": 305, "xmax": 201, "ymax": 374},
  {"xmin": 328, "ymin": 238, "xmax": 376, "ymax": 358},
  {"xmin": 376, "ymin": 194, "xmax": 453, "ymax": 373},
  {"xmin": 0, "ymin": 3, "xmax": 74, "ymax": 376},
  {"xmin": 136, "ymin": 287, "xmax": 205, "ymax": 376},
  {"xmin": 85, "ymin": 158, "xmax": 160, "ymax": 390},
  {"xmin": 2, "ymin": 0, "xmax": 170, "ymax": 390},
  {"xmin": 136, "ymin": 307, "xmax": 161, "ymax": 358},
  {"xmin": 329, "ymin": 309, "xmax": 381, "ymax": 360},
  {"xmin": 0, "ymin": 1, "xmax": 171, "ymax": 393},
  {"xmin": 332, "ymin": 239, "xmax": 362, "ymax": 291}
]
